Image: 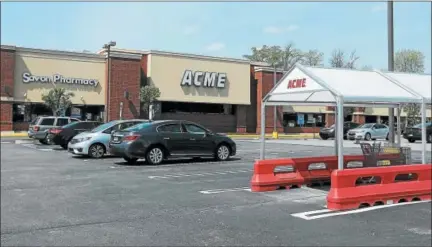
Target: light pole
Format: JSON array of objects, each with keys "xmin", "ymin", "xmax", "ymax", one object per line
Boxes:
[
  {"xmin": 387, "ymin": 1, "xmax": 395, "ymax": 144},
  {"xmin": 273, "ymin": 64, "xmax": 277, "ymax": 133},
  {"xmin": 103, "ymin": 41, "xmax": 116, "ymax": 122}
]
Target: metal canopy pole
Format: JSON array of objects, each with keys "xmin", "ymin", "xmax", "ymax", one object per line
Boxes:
[
  {"xmin": 396, "ymin": 106, "xmax": 401, "ymax": 146},
  {"xmin": 421, "ymin": 100, "xmax": 427, "ymax": 164},
  {"xmin": 260, "ymin": 102, "xmax": 266, "ymax": 160},
  {"xmin": 336, "ymin": 97, "xmax": 345, "ymax": 169},
  {"xmin": 387, "ymin": 1, "xmax": 395, "ymax": 144},
  {"xmin": 333, "ymin": 107, "xmax": 338, "ymax": 156}
]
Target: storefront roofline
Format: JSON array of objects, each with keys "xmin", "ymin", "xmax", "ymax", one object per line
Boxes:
[
  {"xmin": 254, "ymin": 66, "xmax": 286, "ymax": 73},
  {"xmin": 1, "ymin": 45, "xmax": 16, "ymax": 51},
  {"xmin": 2, "ymin": 45, "xmax": 105, "ymax": 60},
  {"xmin": 99, "ymin": 48, "xmax": 253, "ymax": 65}
]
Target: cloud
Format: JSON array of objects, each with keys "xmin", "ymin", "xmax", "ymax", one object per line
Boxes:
[
  {"xmin": 371, "ymin": 3, "xmax": 386, "ymax": 12},
  {"xmin": 263, "ymin": 25, "xmax": 299, "ymax": 34},
  {"xmin": 183, "ymin": 25, "xmax": 200, "ymax": 35},
  {"xmin": 205, "ymin": 42, "xmax": 225, "ymax": 51}
]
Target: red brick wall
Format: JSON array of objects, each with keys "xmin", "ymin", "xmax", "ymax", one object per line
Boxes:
[
  {"xmin": 1, "ymin": 48, "xmax": 15, "ymax": 131},
  {"xmin": 107, "ymin": 57, "xmax": 142, "ymax": 121},
  {"xmin": 1, "ymin": 103, "xmax": 12, "ymax": 131},
  {"xmin": 255, "ymin": 70, "xmax": 284, "ymax": 133}
]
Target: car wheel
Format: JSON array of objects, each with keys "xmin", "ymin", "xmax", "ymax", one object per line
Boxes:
[
  {"xmin": 364, "ymin": 133, "xmax": 372, "ymax": 141},
  {"xmin": 428, "ymin": 134, "xmax": 432, "ymax": 143},
  {"xmin": 408, "ymin": 139, "xmax": 416, "ymax": 143},
  {"xmin": 146, "ymin": 146, "xmax": 164, "ymax": 165},
  {"xmin": 321, "ymin": 136, "xmax": 329, "ymax": 140},
  {"xmin": 123, "ymin": 156, "xmax": 138, "ymax": 165},
  {"xmin": 60, "ymin": 143, "xmax": 68, "ymax": 150},
  {"xmin": 39, "ymin": 139, "xmax": 48, "ymax": 145},
  {"xmin": 386, "ymin": 133, "xmax": 389, "ymax": 141},
  {"xmin": 88, "ymin": 143, "xmax": 105, "ymax": 158},
  {"xmin": 45, "ymin": 134, "xmax": 55, "ymax": 145},
  {"xmin": 215, "ymin": 144, "xmax": 230, "ymax": 161}
]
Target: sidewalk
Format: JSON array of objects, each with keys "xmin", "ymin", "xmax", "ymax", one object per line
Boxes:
[{"xmin": 0, "ymin": 131, "xmax": 28, "ymax": 138}]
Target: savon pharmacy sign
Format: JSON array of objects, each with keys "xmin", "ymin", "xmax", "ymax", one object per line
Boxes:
[{"xmin": 22, "ymin": 73, "xmax": 99, "ymax": 87}]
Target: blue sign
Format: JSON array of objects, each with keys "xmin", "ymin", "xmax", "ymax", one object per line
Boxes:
[{"xmin": 297, "ymin": 114, "xmax": 305, "ymax": 126}]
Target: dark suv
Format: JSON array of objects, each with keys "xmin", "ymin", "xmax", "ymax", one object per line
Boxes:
[{"xmin": 403, "ymin": 122, "xmax": 432, "ymax": 143}]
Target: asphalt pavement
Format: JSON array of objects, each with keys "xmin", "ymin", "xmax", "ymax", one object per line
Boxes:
[{"xmin": 1, "ymin": 139, "xmax": 431, "ymax": 246}]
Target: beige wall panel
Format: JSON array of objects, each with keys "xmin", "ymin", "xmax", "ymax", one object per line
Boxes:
[
  {"xmin": 14, "ymin": 52, "xmax": 106, "ymax": 105},
  {"xmin": 149, "ymin": 54, "xmax": 250, "ymax": 105},
  {"xmin": 366, "ymin": 107, "xmax": 431, "ymax": 117},
  {"xmin": 283, "ymin": 106, "xmax": 326, "ymax": 113}
]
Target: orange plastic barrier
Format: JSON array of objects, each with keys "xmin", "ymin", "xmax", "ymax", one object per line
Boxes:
[
  {"xmin": 250, "ymin": 158, "xmax": 304, "ymax": 192},
  {"xmin": 327, "ymin": 164, "xmax": 432, "ymax": 211},
  {"xmin": 250, "ymin": 154, "xmax": 410, "ymax": 193}
]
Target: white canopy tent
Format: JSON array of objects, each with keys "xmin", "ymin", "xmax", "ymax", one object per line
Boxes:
[
  {"xmin": 377, "ymin": 70, "xmax": 432, "ymax": 164},
  {"xmin": 261, "ymin": 63, "xmax": 426, "ymax": 169}
]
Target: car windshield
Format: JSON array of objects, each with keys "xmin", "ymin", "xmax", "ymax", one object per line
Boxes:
[
  {"xmin": 61, "ymin": 121, "xmax": 80, "ymax": 129},
  {"xmin": 357, "ymin": 123, "xmax": 374, "ymax": 129},
  {"xmin": 124, "ymin": 122, "xmax": 152, "ymax": 132},
  {"xmin": 90, "ymin": 121, "xmax": 117, "ymax": 133},
  {"xmin": 30, "ymin": 117, "xmax": 39, "ymax": 125},
  {"xmin": 413, "ymin": 122, "xmax": 432, "ymax": 128}
]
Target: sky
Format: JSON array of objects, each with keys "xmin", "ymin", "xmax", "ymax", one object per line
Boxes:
[{"xmin": 1, "ymin": 1, "xmax": 431, "ymax": 73}]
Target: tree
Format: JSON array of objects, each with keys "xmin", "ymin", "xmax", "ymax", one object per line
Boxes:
[
  {"xmin": 300, "ymin": 49, "xmax": 324, "ymax": 66},
  {"xmin": 242, "ymin": 43, "xmax": 303, "ymax": 70},
  {"xmin": 329, "ymin": 49, "xmax": 359, "ymax": 69},
  {"xmin": 140, "ymin": 85, "xmax": 161, "ymax": 119},
  {"xmin": 329, "ymin": 49, "xmax": 360, "ymax": 117},
  {"xmin": 394, "ymin": 49, "xmax": 426, "ymax": 126},
  {"xmin": 394, "ymin": 49, "xmax": 425, "ymax": 73},
  {"xmin": 41, "ymin": 88, "xmax": 75, "ymax": 116}
]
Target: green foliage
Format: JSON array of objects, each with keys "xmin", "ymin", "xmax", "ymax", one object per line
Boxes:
[
  {"xmin": 243, "ymin": 43, "xmax": 303, "ymax": 70},
  {"xmin": 300, "ymin": 50, "xmax": 324, "ymax": 66},
  {"xmin": 140, "ymin": 85, "xmax": 161, "ymax": 113},
  {"xmin": 41, "ymin": 88, "xmax": 75, "ymax": 116},
  {"xmin": 394, "ymin": 49, "xmax": 425, "ymax": 73},
  {"xmin": 394, "ymin": 49, "xmax": 425, "ymax": 124}
]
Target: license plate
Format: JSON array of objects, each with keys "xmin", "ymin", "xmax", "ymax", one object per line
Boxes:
[
  {"xmin": 408, "ymin": 134, "xmax": 413, "ymax": 137},
  {"xmin": 113, "ymin": 137, "xmax": 119, "ymax": 141}
]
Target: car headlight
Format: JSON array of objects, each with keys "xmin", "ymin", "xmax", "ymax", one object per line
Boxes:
[
  {"xmin": 329, "ymin": 128, "xmax": 335, "ymax": 132},
  {"xmin": 76, "ymin": 137, "xmax": 92, "ymax": 143}
]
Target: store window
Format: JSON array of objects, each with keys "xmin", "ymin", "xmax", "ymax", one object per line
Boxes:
[
  {"xmin": 161, "ymin": 101, "xmax": 235, "ymax": 115},
  {"xmin": 283, "ymin": 113, "xmax": 326, "ymax": 127}
]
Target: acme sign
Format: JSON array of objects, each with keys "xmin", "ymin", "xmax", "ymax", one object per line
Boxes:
[
  {"xmin": 22, "ymin": 73, "xmax": 99, "ymax": 87},
  {"xmin": 287, "ymin": 78, "xmax": 306, "ymax": 89},
  {"xmin": 180, "ymin": 70, "xmax": 226, "ymax": 88}
]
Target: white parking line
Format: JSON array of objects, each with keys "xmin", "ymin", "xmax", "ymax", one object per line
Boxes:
[
  {"xmin": 199, "ymin": 187, "xmax": 251, "ymax": 194},
  {"xmin": 21, "ymin": 144, "xmax": 53, "ymax": 151},
  {"xmin": 291, "ymin": 200, "xmax": 431, "ymax": 220},
  {"xmin": 148, "ymin": 169, "xmax": 252, "ymax": 179}
]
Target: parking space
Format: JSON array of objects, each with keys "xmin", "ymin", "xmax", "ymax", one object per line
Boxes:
[{"xmin": 1, "ymin": 139, "xmax": 431, "ymax": 246}]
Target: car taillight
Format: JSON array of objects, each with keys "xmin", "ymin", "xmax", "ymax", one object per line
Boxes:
[
  {"xmin": 49, "ymin": 128, "xmax": 62, "ymax": 134},
  {"xmin": 123, "ymin": 135, "xmax": 140, "ymax": 141},
  {"xmin": 33, "ymin": 126, "xmax": 40, "ymax": 131}
]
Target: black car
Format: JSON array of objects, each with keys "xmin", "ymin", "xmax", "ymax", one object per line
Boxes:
[
  {"xmin": 319, "ymin": 122, "xmax": 360, "ymax": 140},
  {"xmin": 403, "ymin": 122, "xmax": 432, "ymax": 143},
  {"xmin": 51, "ymin": 121, "xmax": 102, "ymax": 149},
  {"xmin": 108, "ymin": 120, "xmax": 237, "ymax": 165}
]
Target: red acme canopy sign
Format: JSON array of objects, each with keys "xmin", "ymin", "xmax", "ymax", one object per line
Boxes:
[{"xmin": 287, "ymin": 78, "xmax": 306, "ymax": 89}]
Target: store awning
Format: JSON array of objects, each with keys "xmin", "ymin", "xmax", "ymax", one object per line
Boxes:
[{"xmin": 264, "ymin": 63, "xmax": 423, "ymax": 106}]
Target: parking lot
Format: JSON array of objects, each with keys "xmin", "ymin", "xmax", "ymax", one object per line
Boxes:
[{"xmin": 1, "ymin": 138, "xmax": 431, "ymax": 246}]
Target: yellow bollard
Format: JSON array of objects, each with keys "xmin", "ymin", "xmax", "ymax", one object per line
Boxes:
[{"xmin": 272, "ymin": 131, "xmax": 279, "ymax": 139}]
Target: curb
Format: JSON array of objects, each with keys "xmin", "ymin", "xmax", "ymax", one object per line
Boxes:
[{"xmin": 0, "ymin": 132, "xmax": 29, "ymax": 138}]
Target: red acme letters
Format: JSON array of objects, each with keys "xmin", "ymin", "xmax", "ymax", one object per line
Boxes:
[{"xmin": 287, "ymin": 78, "xmax": 306, "ymax": 89}]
